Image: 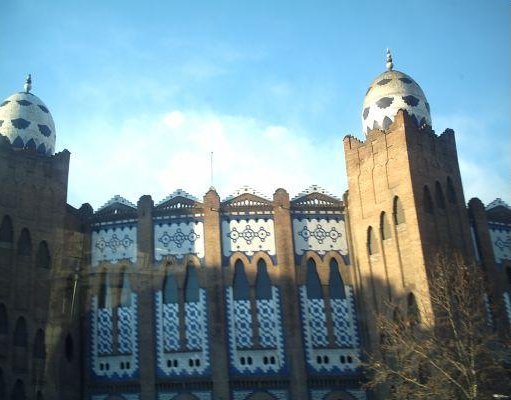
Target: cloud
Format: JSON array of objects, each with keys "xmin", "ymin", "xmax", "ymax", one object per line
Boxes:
[{"xmin": 67, "ymin": 110, "xmax": 347, "ymax": 209}]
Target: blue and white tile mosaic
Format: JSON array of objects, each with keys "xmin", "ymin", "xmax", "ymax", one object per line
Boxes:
[
  {"xmin": 154, "ymin": 289, "xmax": 210, "ymax": 376},
  {"xmin": 155, "ymin": 221, "xmax": 204, "ymax": 261},
  {"xmin": 293, "ymin": 218, "xmax": 348, "ymax": 256},
  {"xmin": 157, "ymin": 391, "xmax": 212, "ymax": 400},
  {"xmin": 91, "ymin": 226, "xmax": 137, "ymax": 267},
  {"xmin": 232, "ymin": 389, "xmax": 289, "ymax": 400},
  {"xmin": 222, "ymin": 218, "xmax": 276, "ymax": 257},
  {"xmin": 90, "ymin": 294, "xmax": 139, "ymax": 380},
  {"xmin": 225, "ymin": 286, "xmax": 286, "ymax": 374},
  {"xmin": 299, "ymin": 286, "xmax": 360, "ymax": 373},
  {"xmin": 488, "ymin": 223, "xmax": 511, "ymax": 264}
]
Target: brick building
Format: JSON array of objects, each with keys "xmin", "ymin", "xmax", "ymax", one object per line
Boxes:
[{"xmin": 0, "ymin": 52, "xmax": 509, "ymax": 400}]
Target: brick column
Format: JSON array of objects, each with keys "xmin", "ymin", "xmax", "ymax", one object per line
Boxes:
[
  {"xmin": 203, "ymin": 189, "xmax": 229, "ymax": 399},
  {"xmin": 273, "ymin": 189, "xmax": 307, "ymax": 399}
]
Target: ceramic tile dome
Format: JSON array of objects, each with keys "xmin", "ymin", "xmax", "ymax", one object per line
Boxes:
[
  {"xmin": 0, "ymin": 75, "xmax": 56, "ymax": 155},
  {"xmin": 362, "ymin": 50, "xmax": 431, "ymax": 134}
]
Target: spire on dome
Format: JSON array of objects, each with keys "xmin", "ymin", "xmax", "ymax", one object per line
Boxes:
[
  {"xmin": 386, "ymin": 49, "xmax": 393, "ymax": 71},
  {"xmin": 24, "ymin": 74, "xmax": 32, "ymax": 93}
]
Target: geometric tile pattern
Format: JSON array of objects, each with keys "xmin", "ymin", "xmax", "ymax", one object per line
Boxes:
[
  {"xmin": 306, "ymin": 298, "xmax": 328, "ymax": 347},
  {"xmin": 185, "ymin": 301, "xmax": 203, "ymax": 350},
  {"xmin": 293, "ymin": 218, "xmax": 348, "ymax": 256},
  {"xmin": 154, "ymin": 289, "xmax": 210, "ymax": 377},
  {"xmin": 154, "ymin": 220, "xmax": 205, "ymax": 261},
  {"xmin": 117, "ymin": 306, "xmax": 133, "ymax": 354},
  {"xmin": 97, "ymin": 308, "xmax": 113, "ymax": 355},
  {"xmin": 299, "ymin": 286, "xmax": 361, "ymax": 373},
  {"xmin": 157, "ymin": 391, "xmax": 212, "ymax": 400},
  {"xmin": 162, "ymin": 303, "xmax": 180, "ymax": 352},
  {"xmin": 222, "ymin": 218, "xmax": 276, "ymax": 257},
  {"xmin": 233, "ymin": 389, "xmax": 289, "ymax": 400},
  {"xmin": 233, "ymin": 299, "xmax": 253, "ymax": 348},
  {"xmin": 256, "ymin": 299, "xmax": 277, "ymax": 348},
  {"xmin": 226, "ymin": 286, "xmax": 286, "ymax": 374},
  {"xmin": 91, "ymin": 225, "xmax": 137, "ymax": 267},
  {"xmin": 90, "ymin": 294, "xmax": 139, "ymax": 380}
]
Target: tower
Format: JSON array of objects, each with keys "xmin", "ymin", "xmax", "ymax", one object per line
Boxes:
[{"xmin": 343, "ymin": 51, "xmax": 474, "ymax": 348}]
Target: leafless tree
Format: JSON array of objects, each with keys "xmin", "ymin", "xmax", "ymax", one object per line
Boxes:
[{"xmin": 364, "ymin": 255, "xmax": 511, "ymax": 399}]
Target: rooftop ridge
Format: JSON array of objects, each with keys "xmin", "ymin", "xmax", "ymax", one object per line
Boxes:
[
  {"xmin": 223, "ymin": 185, "xmax": 271, "ymax": 202},
  {"xmin": 292, "ymin": 184, "xmax": 341, "ymax": 201},
  {"xmin": 156, "ymin": 189, "xmax": 199, "ymax": 207},
  {"xmin": 486, "ymin": 198, "xmax": 511, "ymax": 210},
  {"xmin": 97, "ymin": 195, "xmax": 136, "ymax": 212}
]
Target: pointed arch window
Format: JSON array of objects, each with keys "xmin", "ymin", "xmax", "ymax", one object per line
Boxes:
[
  {"xmin": 329, "ymin": 259, "xmax": 346, "ymax": 299},
  {"xmin": 184, "ymin": 264, "xmax": 200, "ymax": 303},
  {"xmin": 233, "ymin": 259, "xmax": 250, "ymax": 301},
  {"xmin": 119, "ymin": 269, "xmax": 132, "ymax": 307},
  {"xmin": 0, "ymin": 368, "xmax": 5, "ymax": 400},
  {"xmin": 98, "ymin": 272, "xmax": 110, "ymax": 309},
  {"xmin": 305, "ymin": 258, "xmax": 323, "ymax": 299},
  {"xmin": 17, "ymin": 228, "xmax": 32, "ymax": 256},
  {"xmin": 36, "ymin": 241, "xmax": 51, "ymax": 269},
  {"xmin": 435, "ymin": 181, "xmax": 446, "ymax": 210},
  {"xmin": 0, "ymin": 305, "xmax": 7, "ymax": 335},
  {"xmin": 446, "ymin": 176, "xmax": 457, "ymax": 204},
  {"xmin": 13, "ymin": 317, "xmax": 27, "ymax": 348},
  {"xmin": 367, "ymin": 226, "xmax": 379, "ymax": 255},
  {"xmin": 380, "ymin": 212, "xmax": 392, "ymax": 240},
  {"xmin": 423, "ymin": 186, "xmax": 434, "ymax": 214},
  {"xmin": 65, "ymin": 333, "xmax": 74, "ymax": 362},
  {"xmin": 162, "ymin": 270, "xmax": 178, "ymax": 304},
  {"xmin": 0, "ymin": 216, "xmax": 13, "ymax": 244},
  {"xmin": 506, "ymin": 266, "xmax": 511, "ymax": 287},
  {"xmin": 33, "ymin": 329, "xmax": 46, "ymax": 359},
  {"xmin": 11, "ymin": 380, "xmax": 25, "ymax": 400},
  {"xmin": 393, "ymin": 196, "xmax": 406, "ymax": 225},
  {"xmin": 255, "ymin": 259, "xmax": 272, "ymax": 300},
  {"xmin": 407, "ymin": 293, "xmax": 420, "ymax": 327}
]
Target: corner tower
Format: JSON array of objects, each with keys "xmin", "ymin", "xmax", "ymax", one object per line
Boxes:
[{"xmin": 343, "ymin": 51, "xmax": 474, "ymax": 347}]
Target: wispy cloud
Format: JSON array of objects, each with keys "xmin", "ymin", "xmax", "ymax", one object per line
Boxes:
[{"xmin": 67, "ymin": 110, "xmax": 347, "ymax": 209}]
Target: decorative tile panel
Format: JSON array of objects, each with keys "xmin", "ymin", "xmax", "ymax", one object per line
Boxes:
[
  {"xmin": 226, "ymin": 286, "xmax": 285, "ymax": 374},
  {"xmin": 233, "ymin": 389, "xmax": 289, "ymax": 400},
  {"xmin": 488, "ymin": 223, "xmax": 511, "ymax": 264},
  {"xmin": 299, "ymin": 286, "xmax": 361, "ymax": 373},
  {"xmin": 222, "ymin": 218, "xmax": 276, "ymax": 257},
  {"xmin": 154, "ymin": 220, "xmax": 204, "ymax": 260},
  {"xmin": 90, "ymin": 294, "xmax": 139, "ymax": 380},
  {"xmin": 91, "ymin": 225, "xmax": 137, "ymax": 267},
  {"xmin": 293, "ymin": 218, "xmax": 348, "ymax": 256},
  {"xmin": 154, "ymin": 290, "xmax": 210, "ymax": 376},
  {"xmin": 157, "ymin": 391, "xmax": 212, "ymax": 400}
]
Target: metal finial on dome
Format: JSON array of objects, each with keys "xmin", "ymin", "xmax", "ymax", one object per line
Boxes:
[
  {"xmin": 386, "ymin": 49, "xmax": 393, "ymax": 71},
  {"xmin": 23, "ymin": 74, "xmax": 32, "ymax": 93}
]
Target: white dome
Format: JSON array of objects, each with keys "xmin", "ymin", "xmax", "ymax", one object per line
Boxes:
[
  {"xmin": 0, "ymin": 78, "xmax": 56, "ymax": 156},
  {"xmin": 362, "ymin": 53, "xmax": 431, "ymax": 135}
]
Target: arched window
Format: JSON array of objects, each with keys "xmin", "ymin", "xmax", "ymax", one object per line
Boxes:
[
  {"xmin": 380, "ymin": 211, "xmax": 392, "ymax": 240},
  {"xmin": 305, "ymin": 258, "xmax": 322, "ymax": 299},
  {"xmin": 0, "ymin": 305, "xmax": 7, "ymax": 335},
  {"xmin": 36, "ymin": 391, "xmax": 43, "ymax": 400},
  {"xmin": 65, "ymin": 333, "xmax": 74, "ymax": 362},
  {"xmin": 255, "ymin": 259, "xmax": 272, "ymax": 300},
  {"xmin": 407, "ymin": 293, "xmax": 420, "ymax": 327},
  {"xmin": 423, "ymin": 186, "xmax": 434, "ymax": 214},
  {"xmin": 393, "ymin": 196, "xmax": 405, "ymax": 225},
  {"xmin": 506, "ymin": 267, "xmax": 511, "ymax": 287},
  {"xmin": 13, "ymin": 317, "xmax": 27, "ymax": 348},
  {"xmin": 10, "ymin": 380, "xmax": 25, "ymax": 400},
  {"xmin": 17, "ymin": 228, "xmax": 32, "ymax": 256},
  {"xmin": 446, "ymin": 176, "xmax": 457, "ymax": 204},
  {"xmin": 98, "ymin": 272, "xmax": 110, "ymax": 309},
  {"xmin": 233, "ymin": 260, "xmax": 250, "ymax": 301},
  {"xmin": 36, "ymin": 241, "xmax": 51, "ymax": 269},
  {"xmin": 0, "ymin": 216, "xmax": 13, "ymax": 244},
  {"xmin": 162, "ymin": 270, "xmax": 178, "ymax": 304},
  {"xmin": 435, "ymin": 181, "xmax": 446, "ymax": 210},
  {"xmin": 119, "ymin": 269, "xmax": 132, "ymax": 307},
  {"xmin": 0, "ymin": 368, "xmax": 5, "ymax": 400},
  {"xmin": 367, "ymin": 226, "xmax": 379, "ymax": 255},
  {"xmin": 33, "ymin": 329, "xmax": 46, "ymax": 359},
  {"xmin": 184, "ymin": 265, "xmax": 200, "ymax": 302},
  {"xmin": 329, "ymin": 259, "xmax": 346, "ymax": 299}
]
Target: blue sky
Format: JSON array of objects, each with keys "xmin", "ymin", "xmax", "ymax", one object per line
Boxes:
[{"xmin": 0, "ymin": 0, "xmax": 509, "ymax": 208}]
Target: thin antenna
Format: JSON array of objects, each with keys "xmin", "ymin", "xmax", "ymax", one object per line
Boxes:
[{"xmin": 210, "ymin": 151, "xmax": 214, "ymax": 188}]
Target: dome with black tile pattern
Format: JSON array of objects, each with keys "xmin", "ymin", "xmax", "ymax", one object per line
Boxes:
[
  {"xmin": 0, "ymin": 75, "xmax": 56, "ymax": 155},
  {"xmin": 362, "ymin": 50, "xmax": 431, "ymax": 135}
]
